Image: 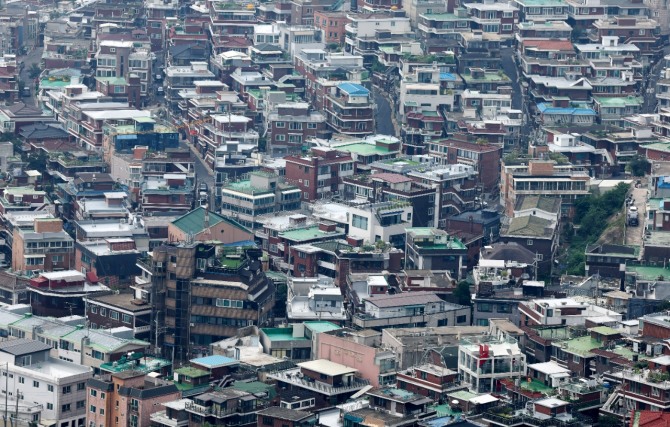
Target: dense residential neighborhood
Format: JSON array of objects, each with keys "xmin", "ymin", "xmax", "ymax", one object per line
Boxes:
[{"xmin": 1, "ymin": 0, "xmax": 670, "ymax": 426}]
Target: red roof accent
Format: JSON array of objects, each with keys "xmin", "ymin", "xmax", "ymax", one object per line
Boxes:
[
  {"xmin": 522, "ymin": 40, "xmax": 575, "ymax": 51},
  {"xmin": 632, "ymin": 411, "xmax": 670, "ymax": 427},
  {"xmin": 370, "ymin": 172, "xmax": 413, "ymax": 184},
  {"xmin": 86, "ymin": 271, "xmax": 98, "ymax": 283}
]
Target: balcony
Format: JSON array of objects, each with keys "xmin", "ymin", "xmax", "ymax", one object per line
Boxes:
[{"xmin": 268, "ymin": 369, "xmax": 371, "ymax": 396}]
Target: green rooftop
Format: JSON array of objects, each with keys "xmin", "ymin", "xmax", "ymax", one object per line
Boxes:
[
  {"xmin": 448, "ymin": 390, "xmax": 478, "ymax": 401},
  {"xmin": 175, "ymin": 366, "xmax": 210, "ymax": 378},
  {"xmin": 40, "ymin": 78, "xmax": 71, "ymax": 88},
  {"xmin": 422, "ymin": 13, "xmax": 466, "ymax": 20},
  {"xmin": 432, "ymin": 404, "xmax": 464, "ymax": 417},
  {"xmin": 590, "ymin": 326, "xmax": 620, "ymax": 336},
  {"xmin": 335, "ymin": 142, "xmax": 394, "ymax": 156},
  {"xmin": 561, "ymin": 336, "xmax": 600, "ymax": 357},
  {"xmin": 462, "ymin": 71, "xmax": 510, "ymax": 83},
  {"xmin": 304, "ymin": 321, "xmax": 342, "ymax": 333},
  {"xmin": 641, "ymin": 142, "xmax": 670, "ymax": 153},
  {"xmin": 100, "ymin": 356, "xmax": 171, "ymax": 374},
  {"xmin": 536, "ymin": 327, "xmax": 571, "ymax": 340},
  {"xmin": 172, "ymin": 206, "xmax": 250, "ymax": 236},
  {"xmin": 279, "ymin": 225, "xmax": 343, "ymax": 243},
  {"xmin": 627, "ymin": 265, "xmax": 670, "ymax": 281},
  {"xmin": 95, "ymin": 76, "xmax": 128, "ymax": 86},
  {"xmin": 230, "ymin": 381, "xmax": 277, "ymax": 399},
  {"xmin": 521, "ymin": 379, "xmax": 554, "ymax": 393},
  {"xmin": 593, "ymin": 96, "xmax": 643, "ymax": 107},
  {"xmin": 261, "ymin": 327, "xmax": 308, "ymax": 342},
  {"xmin": 223, "ymin": 180, "xmax": 274, "ymax": 196}
]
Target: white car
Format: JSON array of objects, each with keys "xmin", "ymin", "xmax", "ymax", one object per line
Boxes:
[{"xmin": 629, "ymin": 205, "xmax": 638, "ymax": 212}]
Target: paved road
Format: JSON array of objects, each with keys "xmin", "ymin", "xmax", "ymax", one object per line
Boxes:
[
  {"xmin": 625, "ymin": 183, "xmax": 648, "ymax": 247},
  {"xmin": 501, "ymin": 47, "xmax": 522, "ymax": 110},
  {"xmin": 18, "ymin": 47, "xmax": 43, "ymax": 106},
  {"xmin": 374, "ymin": 88, "xmax": 396, "ymax": 136}
]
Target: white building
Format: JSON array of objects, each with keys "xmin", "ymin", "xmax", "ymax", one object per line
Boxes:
[
  {"xmin": 287, "ymin": 277, "xmax": 346, "ymax": 323},
  {"xmin": 518, "ymin": 297, "xmax": 623, "ymax": 327},
  {"xmin": 458, "ymin": 337, "xmax": 526, "ymax": 393},
  {"xmin": 0, "ymin": 339, "xmax": 92, "ymax": 427}
]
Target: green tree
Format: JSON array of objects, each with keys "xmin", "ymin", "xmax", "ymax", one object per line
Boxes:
[
  {"xmin": 453, "ymin": 281, "xmax": 472, "ymax": 306},
  {"xmin": 598, "ymin": 414, "xmax": 622, "ymax": 427},
  {"xmin": 28, "ymin": 64, "xmax": 41, "ymax": 79},
  {"xmin": 626, "ymin": 155, "xmax": 650, "ymax": 176}
]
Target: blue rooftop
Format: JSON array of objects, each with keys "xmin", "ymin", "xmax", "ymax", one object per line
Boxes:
[
  {"xmin": 537, "ymin": 103, "xmax": 596, "ymax": 116},
  {"xmin": 338, "ymin": 82, "xmax": 370, "ymax": 96},
  {"xmin": 440, "ymin": 72, "xmax": 458, "ymax": 81},
  {"xmin": 658, "ymin": 176, "xmax": 670, "ymax": 189},
  {"xmin": 190, "ymin": 355, "xmax": 239, "ymax": 368},
  {"xmin": 222, "ymin": 240, "xmax": 257, "ymax": 247}
]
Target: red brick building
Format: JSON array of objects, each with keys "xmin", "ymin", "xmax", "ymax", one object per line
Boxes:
[
  {"xmin": 428, "ymin": 136, "xmax": 502, "ymax": 191},
  {"xmin": 314, "ymin": 11, "xmax": 348, "ymax": 45},
  {"xmin": 284, "ymin": 147, "xmax": 355, "ymax": 201}
]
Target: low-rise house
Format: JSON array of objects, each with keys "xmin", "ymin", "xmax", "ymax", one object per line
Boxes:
[{"xmin": 352, "ymin": 291, "xmax": 471, "ymax": 330}]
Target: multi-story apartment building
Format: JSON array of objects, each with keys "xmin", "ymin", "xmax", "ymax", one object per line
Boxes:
[
  {"xmin": 500, "ymin": 159, "xmax": 591, "ymax": 217},
  {"xmin": 314, "ymin": 11, "xmax": 348, "ymax": 45},
  {"xmin": 294, "ymin": 49, "xmax": 367, "ymax": 110},
  {"xmin": 284, "ymin": 147, "xmax": 355, "ymax": 202},
  {"xmin": 463, "ymin": 2, "xmax": 519, "ymax": 39},
  {"xmin": 266, "ymin": 102, "xmax": 329, "ymax": 156},
  {"xmin": 12, "ymin": 218, "xmax": 73, "ymax": 274},
  {"xmin": 27, "ymin": 270, "xmax": 110, "ymax": 317},
  {"xmin": 164, "ymin": 62, "xmax": 216, "ymax": 116},
  {"xmin": 428, "ymin": 136, "xmax": 502, "ymax": 191},
  {"xmin": 84, "ymin": 292, "xmax": 151, "ymax": 340},
  {"xmin": 147, "ymin": 243, "xmax": 275, "ymax": 363},
  {"xmin": 405, "ymin": 228, "xmax": 467, "ymax": 277},
  {"xmin": 352, "ymin": 291, "xmax": 471, "ymax": 330},
  {"xmin": 87, "ymin": 371, "xmax": 180, "ymax": 427},
  {"xmin": 0, "ymin": 339, "xmax": 92, "ymax": 427},
  {"xmin": 94, "ymin": 39, "xmax": 152, "ymax": 106},
  {"xmin": 0, "ymin": 54, "xmax": 18, "ymax": 104},
  {"xmin": 323, "ymin": 82, "xmax": 375, "ymax": 136},
  {"xmin": 458, "ymin": 336, "xmax": 526, "ymax": 393},
  {"xmin": 345, "ymin": 10, "xmax": 413, "ymax": 60},
  {"xmin": 194, "ymin": 113, "xmax": 259, "ymax": 167},
  {"xmin": 220, "ymin": 171, "xmax": 301, "ymax": 230}
]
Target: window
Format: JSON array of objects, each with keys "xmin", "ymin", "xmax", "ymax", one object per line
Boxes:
[
  {"xmin": 46, "ymin": 403, "xmax": 53, "ymax": 410},
  {"xmin": 573, "ymin": 354, "xmax": 580, "ymax": 363},
  {"xmin": 263, "ymin": 417, "xmax": 273, "ymax": 425},
  {"xmin": 527, "ymin": 240, "xmax": 533, "ymax": 246},
  {"xmin": 275, "ymin": 121, "xmax": 285, "ymax": 128},
  {"xmin": 90, "ymin": 405, "xmax": 96, "ymax": 413},
  {"xmin": 275, "ymin": 134, "xmax": 285, "ymax": 141},
  {"xmin": 32, "ymin": 381, "xmax": 39, "ymax": 388},
  {"xmin": 478, "ymin": 303, "xmax": 492, "ymax": 312},
  {"xmin": 304, "ymin": 180, "xmax": 309, "ymax": 187},
  {"xmin": 110, "ymin": 311, "xmax": 119, "ymax": 320},
  {"xmin": 456, "ymin": 315, "xmax": 467, "ymax": 324},
  {"xmin": 100, "ymin": 308, "xmax": 107, "ymax": 317},
  {"xmin": 101, "ymin": 393, "xmax": 105, "ymax": 399},
  {"xmin": 77, "ymin": 382, "xmax": 86, "ymax": 391},
  {"xmin": 18, "ymin": 377, "xmax": 24, "ymax": 384},
  {"xmin": 352, "ymin": 214, "xmax": 369, "ymax": 230},
  {"xmin": 76, "ymin": 401, "xmax": 85, "ymax": 409},
  {"xmin": 90, "ymin": 390, "xmax": 97, "ymax": 397},
  {"xmin": 122, "ymin": 314, "xmax": 131, "ymax": 324},
  {"xmin": 100, "ymin": 409, "xmax": 105, "ymax": 415},
  {"xmin": 91, "ymin": 306, "xmax": 97, "ymax": 314},
  {"xmin": 62, "ymin": 386, "xmax": 71, "ymax": 394},
  {"xmin": 62, "ymin": 404, "xmax": 71, "ymax": 412},
  {"xmin": 48, "ymin": 385, "xmax": 53, "ymax": 392}
]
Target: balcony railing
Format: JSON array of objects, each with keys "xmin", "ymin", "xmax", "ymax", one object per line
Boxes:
[{"xmin": 268, "ymin": 370, "xmax": 370, "ymax": 395}]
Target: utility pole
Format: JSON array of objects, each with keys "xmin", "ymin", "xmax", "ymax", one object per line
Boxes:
[
  {"xmin": 3, "ymin": 363, "xmax": 7, "ymax": 427},
  {"xmin": 12, "ymin": 389, "xmax": 20, "ymax": 427}
]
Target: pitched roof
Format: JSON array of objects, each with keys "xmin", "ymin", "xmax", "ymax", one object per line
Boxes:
[
  {"xmin": 18, "ymin": 123, "xmax": 70, "ymax": 140},
  {"xmin": 481, "ymin": 242, "xmax": 536, "ymax": 264},
  {"xmin": 365, "ymin": 291, "xmax": 444, "ymax": 308},
  {"xmin": 514, "ymin": 195, "xmax": 561, "ymax": 214},
  {"xmin": 171, "ymin": 206, "xmax": 249, "ymax": 235},
  {"xmin": 503, "ymin": 216, "xmax": 555, "ymax": 239},
  {"xmin": 256, "ymin": 407, "xmax": 313, "ymax": 421},
  {"xmin": 0, "ymin": 338, "xmax": 51, "ymax": 356},
  {"xmin": 632, "ymin": 411, "xmax": 670, "ymax": 427}
]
